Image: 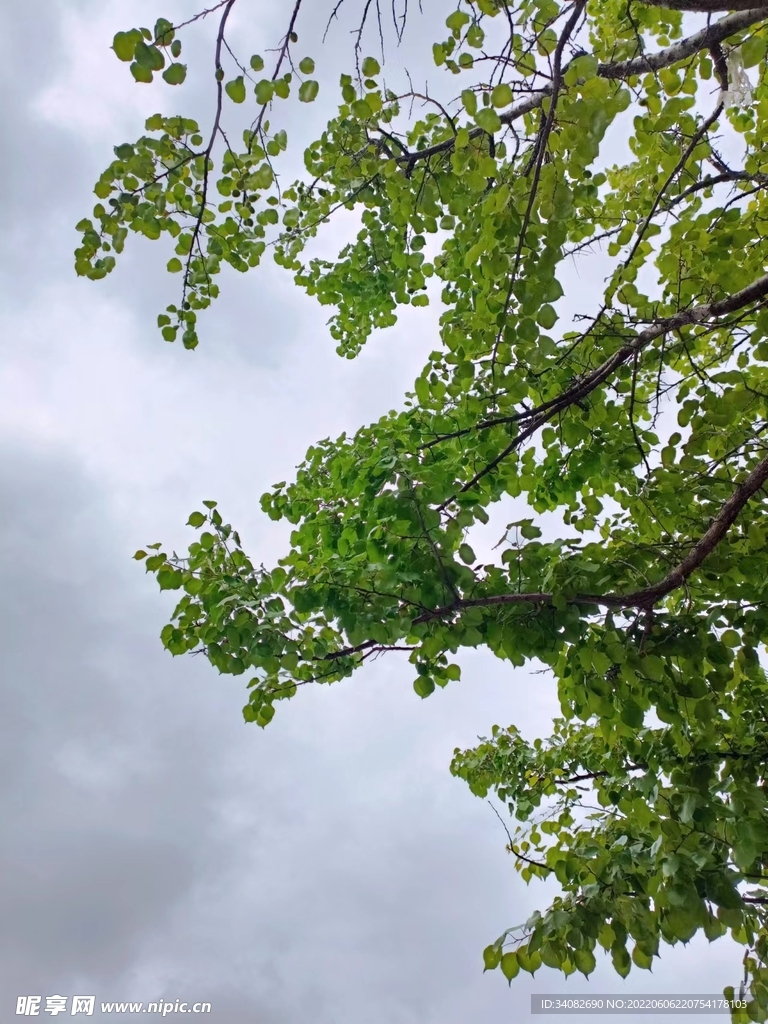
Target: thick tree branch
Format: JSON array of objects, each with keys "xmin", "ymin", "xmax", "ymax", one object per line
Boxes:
[
  {"xmin": 600, "ymin": 7, "xmax": 767, "ymax": 79},
  {"xmin": 624, "ymin": 450, "xmax": 768, "ymax": 607},
  {"xmin": 664, "ymin": 170, "xmax": 768, "ymax": 209},
  {"xmin": 410, "ymin": 447, "xmax": 768, "ymax": 628},
  {"xmin": 501, "ymin": 8, "xmax": 765, "ymax": 114},
  {"xmin": 387, "ymin": 8, "xmax": 765, "ymax": 169}
]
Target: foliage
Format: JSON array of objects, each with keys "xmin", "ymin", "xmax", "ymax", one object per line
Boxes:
[{"xmin": 80, "ymin": 0, "xmax": 768, "ymax": 1016}]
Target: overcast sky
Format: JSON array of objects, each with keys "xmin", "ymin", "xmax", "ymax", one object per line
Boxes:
[{"xmin": 0, "ymin": 1, "xmax": 746, "ymax": 1020}]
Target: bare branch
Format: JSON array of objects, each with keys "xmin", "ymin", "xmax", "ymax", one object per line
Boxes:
[{"xmin": 171, "ymin": 0, "xmax": 234, "ymax": 34}]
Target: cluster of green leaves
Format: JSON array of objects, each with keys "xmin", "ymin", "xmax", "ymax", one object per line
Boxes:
[
  {"xmin": 75, "ymin": 9, "xmax": 320, "ymax": 348},
  {"xmin": 83, "ymin": 0, "xmax": 768, "ymax": 1017},
  {"xmin": 453, "ymin": 698, "xmax": 768, "ymax": 991},
  {"xmin": 113, "ymin": 18, "xmax": 186, "ymax": 85}
]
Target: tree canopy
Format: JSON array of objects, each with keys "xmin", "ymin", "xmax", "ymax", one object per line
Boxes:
[{"xmin": 77, "ymin": 0, "xmax": 768, "ymax": 1017}]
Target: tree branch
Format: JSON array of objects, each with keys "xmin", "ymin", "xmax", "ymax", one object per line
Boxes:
[
  {"xmin": 639, "ymin": 0, "xmax": 767, "ymax": 13},
  {"xmin": 621, "ymin": 102, "xmax": 723, "ymax": 273},
  {"xmin": 600, "ymin": 8, "xmax": 766, "ymax": 79},
  {"xmin": 491, "ymin": 0, "xmax": 587, "ymax": 380},
  {"xmin": 438, "ymin": 272, "xmax": 768, "ymax": 509},
  {"xmin": 624, "ymin": 450, "xmax": 768, "ymax": 608},
  {"xmin": 384, "ymin": 8, "xmax": 765, "ymax": 170},
  {"xmin": 664, "ymin": 170, "xmax": 768, "ymax": 210},
  {"xmin": 246, "ymin": 0, "xmax": 304, "ymax": 150},
  {"xmin": 412, "ymin": 446, "xmax": 768, "ymax": 626},
  {"xmin": 180, "ymin": 0, "xmax": 237, "ymax": 311}
]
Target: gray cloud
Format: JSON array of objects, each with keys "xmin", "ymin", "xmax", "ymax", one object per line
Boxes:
[{"xmin": 0, "ymin": 448, "xmax": 197, "ymax": 990}]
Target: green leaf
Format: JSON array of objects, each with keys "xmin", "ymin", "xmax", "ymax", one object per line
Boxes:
[
  {"xmin": 537, "ymin": 304, "xmax": 557, "ymax": 329},
  {"xmin": 113, "ymin": 29, "xmax": 142, "ymax": 62},
  {"xmin": 705, "ymin": 874, "xmax": 744, "ymax": 910},
  {"xmin": 519, "ymin": 522, "xmax": 542, "ymax": 540},
  {"xmin": 154, "ymin": 18, "xmax": 174, "ymax": 46},
  {"xmin": 299, "ymin": 80, "xmax": 319, "ymax": 103},
  {"xmin": 414, "ymin": 675, "xmax": 436, "ymax": 699},
  {"xmin": 517, "ymin": 947, "xmax": 542, "ymax": 975},
  {"xmin": 483, "ymin": 944, "xmax": 501, "ymax": 971},
  {"xmin": 283, "ymin": 207, "xmax": 300, "ymax": 228},
  {"xmin": 299, "ymin": 56, "xmax": 315, "ymax": 74},
  {"xmin": 162, "ymin": 62, "xmax": 186, "ymax": 85},
  {"xmin": 225, "ymin": 76, "xmax": 246, "ymax": 103},
  {"xmin": 475, "ymin": 108, "xmax": 502, "ymax": 134},
  {"xmin": 632, "ymin": 947, "xmax": 654, "ymax": 971},
  {"xmin": 130, "ymin": 62, "xmax": 153, "ymax": 83},
  {"xmin": 362, "ymin": 56, "xmax": 380, "ymax": 77},
  {"xmin": 256, "ymin": 703, "xmax": 275, "ymax": 727},
  {"xmin": 467, "ymin": 24, "xmax": 484, "ymax": 47},
  {"xmin": 255, "ymin": 79, "xmax": 273, "ymax": 104},
  {"xmin": 187, "ymin": 512, "xmax": 207, "ymax": 528},
  {"xmin": 459, "ymin": 543, "xmax": 476, "ymax": 565},
  {"xmin": 134, "ymin": 40, "xmax": 165, "ymax": 71},
  {"xmin": 500, "ymin": 951, "xmax": 519, "ymax": 981},
  {"xmin": 620, "ymin": 701, "xmax": 643, "ymax": 729},
  {"xmin": 351, "ymin": 98, "xmax": 372, "ymax": 119},
  {"xmin": 446, "ymin": 9, "xmax": 470, "ymax": 32},
  {"xmin": 461, "ymin": 89, "xmax": 478, "ymax": 116},
  {"xmin": 612, "ymin": 946, "xmax": 631, "ymax": 979},
  {"xmin": 573, "ymin": 947, "xmax": 596, "ymax": 977},
  {"xmin": 167, "ymin": 257, "xmax": 183, "ymax": 273},
  {"xmin": 491, "ymin": 83, "xmax": 512, "ymax": 108},
  {"xmin": 741, "ymin": 36, "xmax": 766, "ymax": 68}
]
